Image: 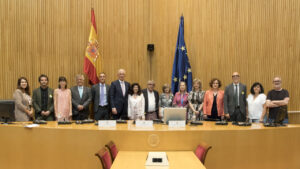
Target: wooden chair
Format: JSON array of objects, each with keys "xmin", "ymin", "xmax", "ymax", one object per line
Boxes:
[
  {"xmin": 105, "ymin": 141, "xmax": 119, "ymax": 162},
  {"xmin": 95, "ymin": 147, "xmax": 112, "ymax": 169},
  {"xmin": 194, "ymin": 143, "xmax": 212, "ymax": 165}
]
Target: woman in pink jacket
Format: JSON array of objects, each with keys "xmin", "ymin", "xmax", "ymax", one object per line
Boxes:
[{"xmin": 203, "ymin": 78, "xmax": 224, "ymax": 120}]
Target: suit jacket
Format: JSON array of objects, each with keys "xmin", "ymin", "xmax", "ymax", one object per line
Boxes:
[
  {"xmin": 224, "ymin": 83, "xmax": 247, "ymax": 115},
  {"xmin": 32, "ymin": 87, "xmax": 54, "ymax": 121},
  {"xmin": 70, "ymin": 86, "xmax": 92, "ymax": 116},
  {"xmin": 110, "ymin": 80, "xmax": 130, "ymax": 117},
  {"xmin": 13, "ymin": 89, "xmax": 31, "ymax": 121},
  {"xmin": 203, "ymin": 89, "xmax": 224, "ymax": 116},
  {"xmin": 92, "ymin": 83, "xmax": 110, "ymax": 113},
  {"xmin": 142, "ymin": 89, "xmax": 159, "ymax": 115}
]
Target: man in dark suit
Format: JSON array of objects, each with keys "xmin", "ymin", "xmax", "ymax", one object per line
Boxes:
[
  {"xmin": 224, "ymin": 72, "xmax": 247, "ymax": 123},
  {"xmin": 33, "ymin": 74, "xmax": 55, "ymax": 121},
  {"xmin": 142, "ymin": 80, "xmax": 159, "ymax": 120},
  {"xmin": 92, "ymin": 72, "xmax": 110, "ymax": 120},
  {"xmin": 70, "ymin": 74, "xmax": 92, "ymax": 120},
  {"xmin": 110, "ymin": 69, "xmax": 130, "ymax": 120}
]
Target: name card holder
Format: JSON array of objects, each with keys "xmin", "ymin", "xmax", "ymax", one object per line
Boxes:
[
  {"xmin": 168, "ymin": 120, "xmax": 186, "ymax": 128},
  {"xmin": 98, "ymin": 120, "xmax": 116, "ymax": 129},
  {"xmin": 135, "ymin": 120, "xmax": 153, "ymax": 128}
]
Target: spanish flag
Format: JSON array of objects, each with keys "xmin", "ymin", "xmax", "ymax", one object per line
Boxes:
[{"xmin": 84, "ymin": 8, "xmax": 100, "ymax": 84}]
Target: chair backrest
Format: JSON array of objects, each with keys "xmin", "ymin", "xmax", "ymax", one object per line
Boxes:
[
  {"xmin": 95, "ymin": 147, "xmax": 112, "ymax": 169},
  {"xmin": 105, "ymin": 141, "xmax": 119, "ymax": 162},
  {"xmin": 195, "ymin": 143, "xmax": 212, "ymax": 165}
]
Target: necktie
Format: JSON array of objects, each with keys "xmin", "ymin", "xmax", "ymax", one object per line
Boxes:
[
  {"xmin": 234, "ymin": 85, "xmax": 238, "ymax": 106},
  {"xmin": 100, "ymin": 84, "xmax": 105, "ymax": 106},
  {"xmin": 121, "ymin": 82, "xmax": 125, "ymax": 96}
]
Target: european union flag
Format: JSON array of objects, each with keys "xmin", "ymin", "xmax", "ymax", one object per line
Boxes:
[{"xmin": 171, "ymin": 16, "xmax": 193, "ymax": 94}]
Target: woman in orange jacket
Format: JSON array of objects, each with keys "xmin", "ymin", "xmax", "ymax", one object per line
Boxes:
[{"xmin": 203, "ymin": 78, "xmax": 224, "ymax": 120}]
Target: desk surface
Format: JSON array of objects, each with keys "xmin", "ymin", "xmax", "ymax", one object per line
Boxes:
[
  {"xmin": 2, "ymin": 120, "xmax": 300, "ymax": 131},
  {"xmin": 111, "ymin": 151, "xmax": 205, "ymax": 169}
]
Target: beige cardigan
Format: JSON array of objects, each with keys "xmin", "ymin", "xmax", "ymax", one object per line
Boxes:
[{"xmin": 13, "ymin": 89, "xmax": 31, "ymax": 121}]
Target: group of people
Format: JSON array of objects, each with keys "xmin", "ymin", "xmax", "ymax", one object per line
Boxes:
[{"xmin": 13, "ymin": 69, "xmax": 289, "ymax": 125}]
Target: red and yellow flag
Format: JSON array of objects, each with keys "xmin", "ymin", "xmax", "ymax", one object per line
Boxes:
[{"xmin": 84, "ymin": 8, "xmax": 100, "ymax": 84}]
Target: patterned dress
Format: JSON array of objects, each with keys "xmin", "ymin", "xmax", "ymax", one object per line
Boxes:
[
  {"xmin": 188, "ymin": 90, "xmax": 205, "ymax": 120},
  {"xmin": 159, "ymin": 93, "xmax": 174, "ymax": 117}
]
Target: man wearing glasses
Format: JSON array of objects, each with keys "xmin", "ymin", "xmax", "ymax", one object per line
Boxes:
[
  {"xmin": 266, "ymin": 76, "xmax": 289, "ymax": 125},
  {"xmin": 224, "ymin": 72, "xmax": 247, "ymax": 124}
]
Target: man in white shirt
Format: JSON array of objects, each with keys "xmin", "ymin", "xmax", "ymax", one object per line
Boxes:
[{"xmin": 142, "ymin": 80, "xmax": 159, "ymax": 120}]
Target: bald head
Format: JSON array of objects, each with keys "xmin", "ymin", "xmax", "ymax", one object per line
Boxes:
[
  {"xmin": 117, "ymin": 69, "xmax": 126, "ymax": 81},
  {"xmin": 273, "ymin": 76, "xmax": 282, "ymax": 90},
  {"xmin": 232, "ymin": 72, "xmax": 240, "ymax": 84}
]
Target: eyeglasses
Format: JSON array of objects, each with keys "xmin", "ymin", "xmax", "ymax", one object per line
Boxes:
[
  {"xmin": 273, "ymin": 80, "xmax": 281, "ymax": 83},
  {"xmin": 232, "ymin": 75, "xmax": 240, "ymax": 78}
]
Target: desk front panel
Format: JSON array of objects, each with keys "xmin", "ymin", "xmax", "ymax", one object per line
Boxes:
[{"xmin": 0, "ymin": 122, "xmax": 299, "ymax": 169}]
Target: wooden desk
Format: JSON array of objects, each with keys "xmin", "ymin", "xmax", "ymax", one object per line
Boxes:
[
  {"xmin": 111, "ymin": 151, "xmax": 205, "ymax": 169},
  {"xmin": 0, "ymin": 121, "xmax": 300, "ymax": 169}
]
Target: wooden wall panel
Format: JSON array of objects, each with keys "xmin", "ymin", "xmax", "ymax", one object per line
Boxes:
[
  {"xmin": 0, "ymin": 0, "xmax": 300, "ymax": 110},
  {"xmin": 150, "ymin": 0, "xmax": 300, "ymax": 110}
]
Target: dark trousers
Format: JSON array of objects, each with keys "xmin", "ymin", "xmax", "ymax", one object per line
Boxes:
[
  {"xmin": 36, "ymin": 112, "xmax": 55, "ymax": 121},
  {"xmin": 112, "ymin": 103, "xmax": 128, "ymax": 120},
  {"xmin": 230, "ymin": 107, "xmax": 246, "ymax": 122},
  {"xmin": 72, "ymin": 112, "xmax": 89, "ymax": 120},
  {"xmin": 112, "ymin": 110, "xmax": 128, "ymax": 120},
  {"xmin": 94, "ymin": 106, "xmax": 109, "ymax": 120}
]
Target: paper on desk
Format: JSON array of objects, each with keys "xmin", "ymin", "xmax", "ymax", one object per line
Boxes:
[
  {"xmin": 24, "ymin": 124, "xmax": 40, "ymax": 128},
  {"xmin": 145, "ymin": 152, "xmax": 169, "ymax": 166}
]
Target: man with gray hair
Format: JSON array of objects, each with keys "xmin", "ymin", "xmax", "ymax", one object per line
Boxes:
[
  {"xmin": 110, "ymin": 69, "xmax": 130, "ymax": 120},
  {"xmin": 142, "ymin": 80, "xmax": 159, "ymax": 120},
  {"xmin": 70, "ymin": 74, "xmax": 92, "ymax": 120}
]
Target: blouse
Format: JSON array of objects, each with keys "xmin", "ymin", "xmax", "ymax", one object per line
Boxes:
[
  {"xmin": 159, "ymin": 93, "xmax": 174, "ymax": 108},
  {"xmin": 247, "ymin": 94, "xmax": 266, "ymax": 120},
  {"xmin": 173, "ymin": 92, "xmax": 189, "ymax": 107},
  {"xmin": 54, "ymin": 89, "xmax": 72, "ymax": 121},
  {"xmin": 128, "ymin": 94, "xmax": 145, "ymax": 120}
]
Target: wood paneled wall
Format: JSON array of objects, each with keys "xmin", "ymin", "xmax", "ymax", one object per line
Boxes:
[{"xmin": 1, "ymin": 0, "xmax": 300, "ymax": 110}]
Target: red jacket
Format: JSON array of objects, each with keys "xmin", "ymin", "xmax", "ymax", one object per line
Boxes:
[{"xmin": 203, "ymin": 90, "xmax": 224, "ymax": 116}]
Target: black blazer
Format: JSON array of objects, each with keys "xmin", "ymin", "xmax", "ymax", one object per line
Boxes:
[
  {"xmin": 110, "ymin": 80, "xmax": 130, "ymax": 115},
  {"xmin": 142, "ymin": 89, "xmax": 159, "ymax": 115},
  {"xmin": 91, "ymin": 83, "xmax": 110, "ymax": 113}
]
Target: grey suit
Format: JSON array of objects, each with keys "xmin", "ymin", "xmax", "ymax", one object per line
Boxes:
[
  {"xmin": 224, "ymin": 83, "xmax": 247, "ymax": 122},
  {"xmin": 70, "ymin": 86, "xmax": 92, "ymax": 120},
  {"xmin": 91, "ymin": 83, "xmax": 111, "ymax": 120}
]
